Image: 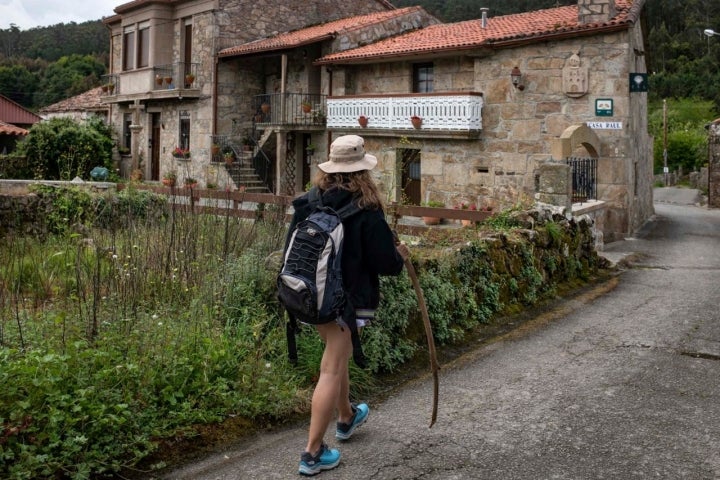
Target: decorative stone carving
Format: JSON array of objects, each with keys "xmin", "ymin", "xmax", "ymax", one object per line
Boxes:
[{"xmin": 562, "ymin": 53, "xmax": 588, "ymax": 98}]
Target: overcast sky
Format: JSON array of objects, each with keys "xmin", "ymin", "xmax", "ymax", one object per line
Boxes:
[{"xmin": 0, "ymin": 0, "xmax": 119, "ymax": 30}]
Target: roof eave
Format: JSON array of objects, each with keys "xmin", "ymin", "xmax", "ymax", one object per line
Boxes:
[
  {"xmin": 315, "ymin": 22, "xmax": 633, "ymax": 66},
  {"xmin": 218, "ymin": 34, "xmax": 335, "ymax": 59}
]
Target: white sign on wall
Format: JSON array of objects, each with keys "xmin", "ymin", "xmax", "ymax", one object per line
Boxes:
[{"xmin": 587, "ymin": 121, "xmax": 623, "ymax": 130}]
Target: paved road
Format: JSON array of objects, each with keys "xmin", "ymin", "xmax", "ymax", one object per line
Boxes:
[{"xmin": 160, "ymin": 188, "xmax": 720, "ymax": 480}]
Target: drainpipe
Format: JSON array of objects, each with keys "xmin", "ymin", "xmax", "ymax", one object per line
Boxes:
[
  {"xmin": 481, "ymin": 8, "xmax": 489, "ymax": 28},
  {"xmin": 276, "ymin": 53, "xmax": 288, "ymax": 195}
]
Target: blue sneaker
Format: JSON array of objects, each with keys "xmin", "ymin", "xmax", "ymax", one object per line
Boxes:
[
  {"xmin": 335, "ymin": 403, "xmax": 369, "ymax": 441},
  {"xmin": 298, "ymin": 443, "xmax": 341, "ymax": 476}
]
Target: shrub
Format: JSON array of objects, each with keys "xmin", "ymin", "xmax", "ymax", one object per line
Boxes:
[{"xmin": 17, "ymin": 116, "xmax": 113, "ymax": 181}]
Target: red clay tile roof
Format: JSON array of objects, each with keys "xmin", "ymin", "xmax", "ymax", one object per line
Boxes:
[
  {"xmin": 316, "ymin": 0, "xmax": 643, "ymax": 65},
  {"xmin": 111, "ymin": 0, "xmax": 394, "ymax": 16},
  {"xmin": 39, "ymin": 87, "xmax": 108, "ymax": 114},
  {"xmin": 0, "ymin": 121, "xmax": 28, "ymax": 136},
  {"xmin": 218, "ymin": 7, "xmax": 424, "ymax": 58}
]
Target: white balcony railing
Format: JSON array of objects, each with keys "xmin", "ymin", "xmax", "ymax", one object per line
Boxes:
[{"xmin": 327, "ymin": 92, "xmax": 483, "ymax": 131}]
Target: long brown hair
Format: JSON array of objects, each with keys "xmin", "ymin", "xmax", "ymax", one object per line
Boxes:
[{"xmin": 313, "ymin": 170, "xmax": 384, "ymax": 210}]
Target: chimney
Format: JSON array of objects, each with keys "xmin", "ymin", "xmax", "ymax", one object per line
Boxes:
[
  {"xmin": 577, "ymin": 0, "xmax": 616, "ymax": 25},
  {"xmin": 480, "ymin": 7, "xmax": 489, "ymax": 28}
]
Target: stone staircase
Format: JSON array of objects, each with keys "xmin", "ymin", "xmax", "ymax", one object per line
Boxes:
[{"xmin": 224, "ymin": 150, "xmax": 270, "ymax": 193}]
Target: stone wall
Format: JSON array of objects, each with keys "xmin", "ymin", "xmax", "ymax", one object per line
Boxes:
[
  {"xmin": 341, "ymin": 21, "xmax": 652, "ymax": 242},
  {"xmin": 708, "ymin": 125, "xmax": 720, "ymax": 208}
]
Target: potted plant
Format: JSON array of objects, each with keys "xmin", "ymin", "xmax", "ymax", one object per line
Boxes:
[
  {"xmin": 312, "ymin": 109, "xmax": 326, "ymax": 123},
  {"xmin": 410, "ymin": 115, "xmax": 423, "ymax": 129},
  {"xmin": 162, "ymin": 170, "xmax": 177, "ymax": 187},
  {"xmin": 184, "ymin": 177, "xmax": 198, "ymax": 188},
  {"xmin": 305, "ymin": 143, "xmax": 316, "ymax": 155},
  {"xmin": 130, "ymin": 168, "xmax": 143, "ymax": 182},
  {"xmin": 155, "ymin": 74, "xmax": 163, "ymax": 86},
  {"xmin": 117, "ymin": 146, "xmax": 130, "ymax": 156},
  {"xmin": 455, "ymin": 201, "xmax": 478, "ymax": 227},
  {"xmin": 261, "ymin": 102, "xmax": 271, "ymax": 114},
  {"xmin": 421, "ymin": 200, "xmax": 444, "ymax": 225},
  {"xmin": 358, "ymin": 115, "xmax": 369, "ymax": 128},
  {"xmin": 242, "ymin": 136, "xmax": 253, "ymax": 152},
  {"xmin": 172, "ymin": 146, "xmax": 190, "ymax": 159},
  {"xmin": 164, "ymin": 76, "xmax": 173, "ymax": 86},
  {"xmin": 301, "ymin": 100, "xmax": 312, "ymax": 113},
  {"xmin": 224, "ymin": 151, "xmax": 235, "ymax": 165},
  {"xmin": 184, "ymin": 73, "xmax": 195, "ymax": 87}
]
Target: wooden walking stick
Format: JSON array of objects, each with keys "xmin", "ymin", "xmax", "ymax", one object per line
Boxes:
[{"xmin": 396, "ymin": 235, "xmax": 440, "ymax": 428}]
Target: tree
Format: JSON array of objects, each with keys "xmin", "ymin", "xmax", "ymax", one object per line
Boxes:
[
  {"xmin": 0, "ymin": 64, "xmax": 39, "ymax": 106},
  {"xmin": 17, "ymin": 116, "xmax": 114, "ymax": 180},
  {"xmin": 34, "ymin": 54, "xmax": 106, "ymax": 107}
]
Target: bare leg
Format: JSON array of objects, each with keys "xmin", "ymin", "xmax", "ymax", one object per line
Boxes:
[{"xmin": 305, "ymin": 322, "xmax": 352, "ymax": 455}]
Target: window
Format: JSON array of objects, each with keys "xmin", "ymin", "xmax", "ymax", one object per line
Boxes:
[
  {"xmin": 413, "ymin": 63, "xmax": 434, "ymax": 93},
  {"xmin": 123, "ymin": 113, "xmax": 132, "ymax": 149},
  {"xmin": 123, "ymin": 28, "xmax": 135, "ymax": 71},
  {"xmin": 179, "ymin": 110, "xmax": 190, "ymax": 151},
  {"xmin": 123, "ymin": 21, "xmax": 150, "ymax": 70},
  {"xmin": 137, "ymin": 25, "xmax": 150, "ymax": 68}
]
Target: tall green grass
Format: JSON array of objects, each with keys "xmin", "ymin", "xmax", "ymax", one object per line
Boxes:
[{"xmin": 0, "ymin": 186, "xmax": 308, "ymax": 479}]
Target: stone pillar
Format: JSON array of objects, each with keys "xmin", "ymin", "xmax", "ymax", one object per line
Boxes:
[
  {"xmin": 708, "ymin": 124, "xmax": 720, "ymax": 208},
  {"xmin": 534, "ymin": 161, "xmax": 572, "ymax": 213},
  {"xmin": 578, "ymin": 0, "xmax": 616, "ymax": 25}
]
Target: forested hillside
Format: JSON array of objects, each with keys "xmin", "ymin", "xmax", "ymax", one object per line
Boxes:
[
  {"xmin": 1, "ymin": 1, "xmax": 720, "ymax": 111},
  {"xmin": 0, "ymin": 21, "xmax": 107, "ymax": 109}
]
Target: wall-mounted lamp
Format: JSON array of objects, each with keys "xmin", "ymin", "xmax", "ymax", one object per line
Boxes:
[{"xmin": 510, "ymin": 66, "xmax": 524, "ymax": 90}]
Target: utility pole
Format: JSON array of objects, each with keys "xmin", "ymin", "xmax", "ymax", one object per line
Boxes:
[{"xmin": 663, "ymin": 99, "xmax": 668, "ymax": 186}]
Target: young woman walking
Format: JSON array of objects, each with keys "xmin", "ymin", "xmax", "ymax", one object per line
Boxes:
[{"xmin": 284, "ymin": 135, "xmax": 409, "ymax": 476}]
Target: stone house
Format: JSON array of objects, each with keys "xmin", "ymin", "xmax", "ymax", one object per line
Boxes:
[
  {"xmin": 100, "ymin": 0, "xmax": 651, "ymax": 241},
  {"xmin": 100, "ymin": 0, "xmax": 401, "ymax": 185},
  {"xmin": 39, "ymin": 87, "xmax": 109, "ymax": 123},
  {"xmin": 311, "ymin": 0, "xmax": 653, "ymax": 242}
]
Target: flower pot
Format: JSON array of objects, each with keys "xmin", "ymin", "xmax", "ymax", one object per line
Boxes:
[
  {"xmin": 162, "ymin": 178, "xmax": 176, "ymax": 187},
  {"xmin": 261, "ymin": 103, "xmax": 270, "ymax": 114},
  {"xmin": 422, "ymin": 216, "xmax": 441, "ymax": 226},
  {"xmin": 184, "ymin": 182, "xmax": 198, "ymax": 189},
  {"xmin": 185, "ymin": 75, "xmax": 195, "ymax": 87},
  {"xmin": 156, "ymin": 76, "xmax": 163, "ymax": 86},
  {"xmin": 224, "ymin": 155, "xmax": 235, "ymax": 165},
  {"xmin": 211, "ymin": 145, "xmax": 220, "ymax": 156},
  {"xmin": 461, "ymin": 219, "xmax": 474, "ymax": 227},
  {"xmin": 302, "ymin": 103, "xmax": 312, "ymax": 113},
  {"xmin": 411, "ymin": 117, "xmax": 422, "ymax": 129},
  {"xmin": 358, "ymin": 116, "xmax": 368, "ymax": 128}
]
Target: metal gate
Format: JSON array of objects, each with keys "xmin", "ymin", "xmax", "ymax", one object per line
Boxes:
[{"xmin": 566, "ymin": 156, "xmax": 597, "ymax": 203}]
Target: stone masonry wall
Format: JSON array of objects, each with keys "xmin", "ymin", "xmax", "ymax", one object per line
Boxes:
[{"xmin": 343, "ymin": 20, "xmax": 651, "ymax": 241}]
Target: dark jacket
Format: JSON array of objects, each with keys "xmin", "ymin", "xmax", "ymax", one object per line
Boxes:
[{"xmin": 286, "ymin": 186, "xmax": 404, "ymax": 312}]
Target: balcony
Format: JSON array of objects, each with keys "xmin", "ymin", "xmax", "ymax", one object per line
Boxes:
[
  {"xmin": 100, "ymin": 63, "xmax": 200, "ymax": 103},
  {"xmin": 326, "ymin": 92, "xmax": 483, "ymax": 138},
  {"xmin": 253, "ymin": 93, "xmax": 327, "ymax": 129}
]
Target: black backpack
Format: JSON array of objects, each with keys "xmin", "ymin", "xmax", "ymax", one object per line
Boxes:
[{"xmin": 278, "ymin": 188, "xmax": 367, "ymax": 367}]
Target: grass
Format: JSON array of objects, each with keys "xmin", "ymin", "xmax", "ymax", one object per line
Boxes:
[{"xmin": 0, "ymin": 185, "xmax": 603, "ymax": 479}]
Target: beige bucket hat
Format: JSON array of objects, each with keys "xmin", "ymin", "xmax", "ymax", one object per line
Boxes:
[{"xmin": 318, "ymin": 135, "xmax": 377, "ymax": 173}]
